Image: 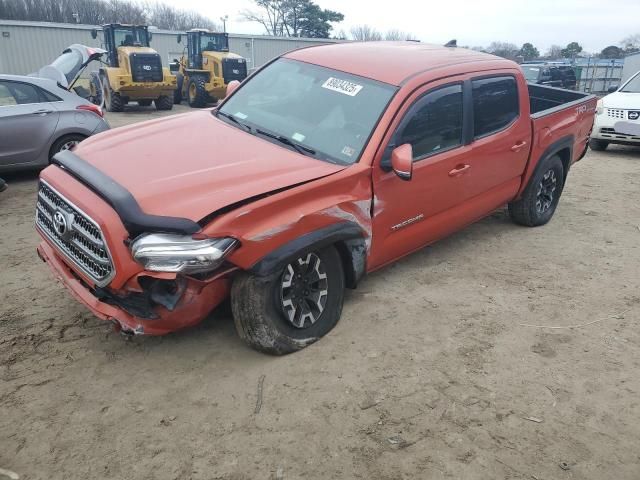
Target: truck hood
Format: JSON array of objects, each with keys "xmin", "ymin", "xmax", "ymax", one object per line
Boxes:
[
  {"xmin": 601, "ymin": 91, "xmax": 640, "ymax": 109},
  {"xmin": 73, "ymin": 110, "xmax": 345, "ymax": 222}
]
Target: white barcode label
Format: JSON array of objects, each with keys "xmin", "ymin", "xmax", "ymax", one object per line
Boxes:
[{"xmin": 321, "ymin": 77, "xmax": 363, "ymax": 96}]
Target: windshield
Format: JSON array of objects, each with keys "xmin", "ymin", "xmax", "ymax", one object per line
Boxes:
[
  {"xmin": 521, "ymin": 66, "xmax": 540, "ymax": 82},
  {"xmin": 114, "ymin": 27, "xmax": 148, "ymax": 47},
  {"xmin": 201, "ymin": 34, "xmax": 228, "ymax": 52},
  {"xmin": 218, "ymin": 58, "xmax": 396, "ymax": 165},
  {"xmin": 621, "ymin": 71, "xmax": 640, "ymax": 93}
]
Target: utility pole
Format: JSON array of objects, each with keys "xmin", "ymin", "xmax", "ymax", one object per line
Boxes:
[{"xmin": 220, "ymin": 15, "xmax": 228, "ymax": 33}]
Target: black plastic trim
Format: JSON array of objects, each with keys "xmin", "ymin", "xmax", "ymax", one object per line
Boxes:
[
  {"xmin": 249, "ymin": 221, "xmax": 365, "ymax": 277},
  {"xmin": 51, "ymin": 150, "xmax": 201, "ymax": 236},
  {"xmin": 530, "ymin": 135, "xmax": 574, "ymax": 182}
]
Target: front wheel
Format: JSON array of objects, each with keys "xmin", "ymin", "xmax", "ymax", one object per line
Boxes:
[
  {"xmin": 188, "ymin": 76, "xmax": 208, "ymax": 108},
  {"xmin": 589, "ymin": 139, "xmax": 609, "ymax": 151},
  {"xmin": 231, "ymin": 246, "xmax": 345, "ymax": 355},
  {"xmin": 508, "ymin": 155, "xmax": 564, "ymax": 227}
]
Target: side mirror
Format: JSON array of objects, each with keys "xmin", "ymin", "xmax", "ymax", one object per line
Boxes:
[
  {"xmin": 607, "ymin": 85, "xmax": 619, "ymax": 93},
  {"xmin": 390, "ymin": 144, "xmax": 413, "ymax": 181},
  {"xmin": 169, "ymin": 61, "xmax": 180, "ymax": 73},
  {"xmin": 226, "ymin": 80, "xmax": 241, "ymax": 98},
  {"xmin": 91, "ymin": 29, "xmax": 98, "ymax": 40},
  {"xmin": 177, "ymin": 34, "xmax": 182, "ymax": 44}
]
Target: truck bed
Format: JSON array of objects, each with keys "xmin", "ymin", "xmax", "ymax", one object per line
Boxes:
[{"xmin": 528, "ymin": 84, "xmax": 591, "ymax": 118}]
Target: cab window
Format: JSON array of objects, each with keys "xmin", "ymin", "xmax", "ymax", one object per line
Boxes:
[
  {"xmin": 395, "ymin": 84, "xmax": 463, "ymax": 160},
  {"xmin": 472, "ymin": 76, "xmax": 518, "ymax": 138}
]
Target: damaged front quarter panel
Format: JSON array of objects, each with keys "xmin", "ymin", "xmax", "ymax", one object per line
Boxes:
[{"xmin": 200, "ymin": 163, "xmax": 373, "ymax": 288}]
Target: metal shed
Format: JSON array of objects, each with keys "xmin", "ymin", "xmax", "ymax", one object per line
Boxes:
[{"xmin": 0, "ymin": 20, "xmax": 339, "ymax": 75}]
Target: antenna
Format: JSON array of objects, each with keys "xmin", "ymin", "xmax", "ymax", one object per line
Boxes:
[{"xmin": 444, "ymin": 39, "xmax": 457, "ymax": 48}]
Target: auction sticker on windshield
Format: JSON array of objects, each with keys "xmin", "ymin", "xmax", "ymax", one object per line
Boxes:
[{"xmin": 322, "ymin": 77, "xmax": 363, "ymax": 96}]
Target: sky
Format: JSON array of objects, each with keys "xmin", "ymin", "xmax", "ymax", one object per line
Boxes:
[{"xmin": 165, "ymin": 0, "xmax": 640, "ymax": 54}]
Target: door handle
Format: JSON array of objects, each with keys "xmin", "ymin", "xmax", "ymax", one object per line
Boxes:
[
  {"xmin": 448, "ymin": 164, "xmax": 470, "ymax": 177},
  {"xmin": 511, "ymin": 141, "xmax": 527, "ymax": 152},
  {"xmin": 32, "ymin": 109, "xmax": 53, "ymax": 115}
]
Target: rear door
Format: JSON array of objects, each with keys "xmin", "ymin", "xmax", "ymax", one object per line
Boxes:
[
  {"xmin": 465, "ymin": 74, "xmax": 531, "ymax": 198},
  {"xmin": 0, "ymin": 80, "xmax": 60, "ymax": 167}
]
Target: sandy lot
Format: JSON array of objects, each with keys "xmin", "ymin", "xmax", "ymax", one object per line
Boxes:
[{"xmin": 1, "ymin": 104, "xmax": 640, "ymax": 480}]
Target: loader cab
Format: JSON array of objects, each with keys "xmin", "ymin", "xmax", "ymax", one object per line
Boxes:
[
  {"xmin": 186, "ymin": 30, "xmax": 229, "ymax": 69},
  {"xmin": 98, "ymin": 24, "xmax": 151, "ymax": 67}
]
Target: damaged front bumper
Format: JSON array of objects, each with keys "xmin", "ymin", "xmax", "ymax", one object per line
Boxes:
[{"xmin": 37, "ymin": 241, "xmax": 232, "ymax": 335}]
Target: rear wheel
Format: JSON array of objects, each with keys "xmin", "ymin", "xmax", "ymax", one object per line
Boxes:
[
  {"xmin": 155, "ymin": 95, "xmax": 173, "ymax": 111},
  {"xmin": 188, "ymin": 76, "xmax": 208, "ymax": 108},
  {"xmin": 589, "ymin": 139, "xmax": 609, "ymax": 151},
  {"xmin": 231, "ymin": 246, "xmax": 345, "ymax": 355},
  {"xmin": 102, "ymin": 73, "xmax": 124, "ymax": 112},
  {"xmin": 508, "ymin": 155, "xmax": 564, "ymax": 227},
  {"xmin": 174, "ymin": 72, "xmax": 184, "ymax": 104},
  {"xmin": 49, "ymin": 134, "xmax": 86, "ymax": 160},
  {"xmin": 137, "ymin": 99, "xmax": 153, "ymax": 107}
]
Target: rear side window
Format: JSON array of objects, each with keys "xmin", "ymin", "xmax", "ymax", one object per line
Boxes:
[
  {"xmin": 39, "ymin": 87, "xmax": 61, "ymax": 102},
  {"xmin": 472, "ymin": 76, "xmax": 518, "ymax": 138},
  {"xmin": 0, "ymin": 82, "xmax": 17, "ymax": 106},
  {"xmin": 396, "ymin": 84, "xmax": 463, "ymax": 160},
  {"xmin": 7, "ymin": 82, "xmax": 42, "ymax": 104}
]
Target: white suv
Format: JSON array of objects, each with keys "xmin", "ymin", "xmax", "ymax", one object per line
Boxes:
[{"xmin": 590, "ymin": 70, "xmax": 640, "ymax": 151}]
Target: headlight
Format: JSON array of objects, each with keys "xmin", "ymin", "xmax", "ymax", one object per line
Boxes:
[
  {"xmin": 131, "ymin": 234, "xmax": 237, "ymax": 274},
  {"xmin": 596, "ymin": 100, "xmax": 604, "ymax": 115}
]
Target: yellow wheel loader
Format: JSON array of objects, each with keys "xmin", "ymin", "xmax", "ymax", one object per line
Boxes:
[
  {"xmin": 171, "ymin": 29, "xmax": 247, "ymax": 108},
  {"xmin": 89, "ymin": 24, "xmax": 176, "ymax": 112}
]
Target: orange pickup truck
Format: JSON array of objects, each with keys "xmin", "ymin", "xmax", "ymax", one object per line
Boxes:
[{"xmin": 35, "ymin": 42, "xmax": 596, "ymax": 354}]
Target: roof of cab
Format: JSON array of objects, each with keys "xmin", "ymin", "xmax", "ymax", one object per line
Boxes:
[{"xmin": 285, "ymin": 42, "xmax": 515, "ymax": 86}]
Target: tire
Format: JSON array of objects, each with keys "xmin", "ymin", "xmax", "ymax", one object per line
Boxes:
[
  {"xmin": 49, "ymin": 134, "xmax": 86, "ymax": 160},
  {"xmin": 589, "ymin": 139, "xmax": 609, "ymax": 151},
  {"xmin": 102, "ymin": 73, "xmax": 124, "ymax": 112},
  {"xmin": 174, "ymin": 72, "xmax": 184, "ymax": 104},
  {"xmin": 187, "ymin": 76, "xmax": 208, "ymax": 108},
  {"xmin": 137, "ymin": 99, "xmax": 153, "ymax": 107},
  {"xmin": 89, "ymin": 72, "xmax": 103, "ymax": 106},
  {"xmin": 231, "ymin": 246, "xmax": 345, "ymax": 355},
  {"xmin": 508, "ymin": 155, "xmax": 564, "ymax": 227},
  {"xmin": 154, "ymin": 95, "xmax": 173, "ymax": 111}
]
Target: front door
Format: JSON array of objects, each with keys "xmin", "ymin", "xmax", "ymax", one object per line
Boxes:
[
  {"xmin": 368, "ymin": 78, "xmax": 474, "ymax": 269},
  {"xmin": 0, "ymin": 80, "xmax": 59, "ymax": 167}
]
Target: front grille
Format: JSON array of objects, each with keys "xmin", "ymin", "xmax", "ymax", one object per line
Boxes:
[
  {"xmin": 222, "ymin": 57, "xmax": 247, "ymax": 84},
  {"xmin": 600, "ymin": 127, "xmax": 640, "ymax": 141},
  {"xmin": 607, "ymin": 108, "xmax": 625, "ymax": 119},
  {"xmin": 36, "ymin": 181, "xmax": 115, "ymax": 287},
  {"xmin": 130, "ymin": 53, "xmax": 163, "ymax": 82}
]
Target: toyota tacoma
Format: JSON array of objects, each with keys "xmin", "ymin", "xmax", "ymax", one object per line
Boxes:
[{"xmin": 35, "ymin": 42, "xmax": 597, "ymax": 354}]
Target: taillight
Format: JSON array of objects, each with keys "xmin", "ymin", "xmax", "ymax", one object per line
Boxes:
[{"xmin": 76, "ymin": 104, "xmax": 104, "ymax": 118}]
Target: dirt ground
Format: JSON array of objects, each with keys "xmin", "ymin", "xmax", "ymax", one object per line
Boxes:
[{"xmin": 1, "ymin": 104, "xmax": 640, "ymax": 480}]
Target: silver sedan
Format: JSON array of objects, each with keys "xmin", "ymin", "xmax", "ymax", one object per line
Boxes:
[{"xmin": 0, "ymin": 73, "xmax": 110, "ymax": 173}]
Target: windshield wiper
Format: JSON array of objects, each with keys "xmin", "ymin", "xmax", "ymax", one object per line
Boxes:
[
  {"xmin": 216, "ymin": 110, "xmax": 252, "ymax": 132},
  {"xmin": 255, "ymin": 129, "xmax": 316, "ymax": 157}
]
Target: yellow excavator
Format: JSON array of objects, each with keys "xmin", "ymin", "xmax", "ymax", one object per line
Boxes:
[
  {"xmin": 171, "ymin": 29, "xmax": 247, "ymax": 108},
  {"xmin": 89, "ymin": 24, "xmax": 176, "ymax": 112}
]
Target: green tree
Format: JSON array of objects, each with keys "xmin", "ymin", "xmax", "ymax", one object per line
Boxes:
[
  {"xmin": 518, "ymin": 43, "xmax": 540, "ymax": 61},
  {"xmin": 241, "ymin": 0, "xmax": 343, "ymax": 38},
  {"xmin": 561, "ymin": 41, "xmax": 583, "ymax": 59},
  {"xmin": 600, "ymin": 45, "xmax": 623, "ymax": 59}
]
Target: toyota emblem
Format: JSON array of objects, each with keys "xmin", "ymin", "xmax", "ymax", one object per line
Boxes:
[{"xmin": 53, "ymin": 210, "xmax": 68, "ymax": 236}]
